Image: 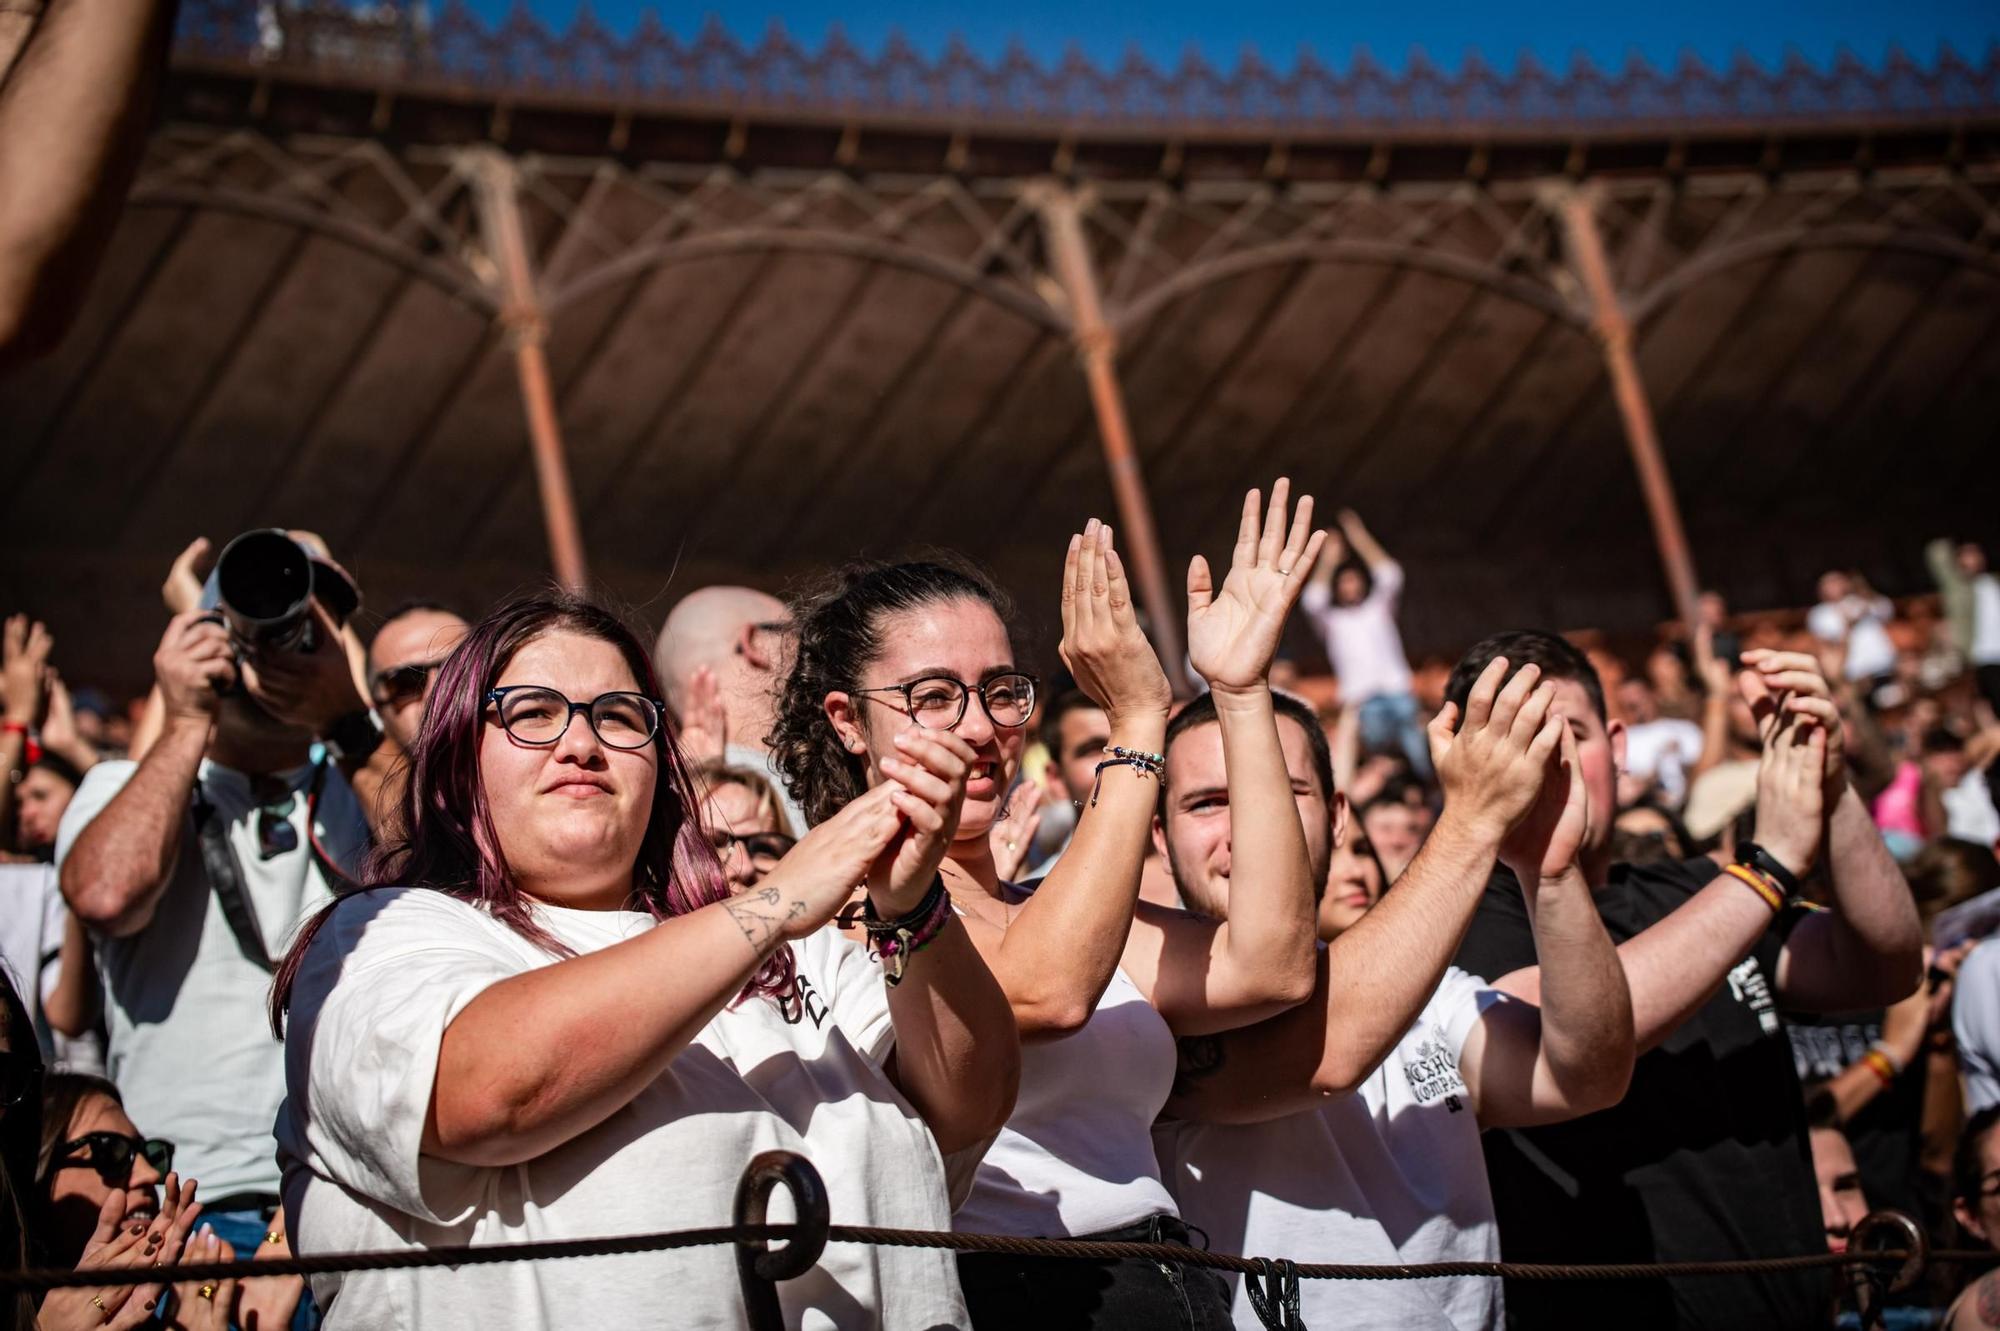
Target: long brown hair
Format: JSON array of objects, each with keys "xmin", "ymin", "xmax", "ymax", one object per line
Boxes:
[{"xmin": 272, "ymin": 591, "xmax": 794, "ymax": 1032}]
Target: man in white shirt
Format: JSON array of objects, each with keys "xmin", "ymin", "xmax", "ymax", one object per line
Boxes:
[
  {"xmin": 1300, "ymin": 509, "xmax": 1431, "ymax": 779},
  {"xmin": 1807, "ymin": 570, "xmax": 1899, "ymax": 696},
  {"xmin": 1151, "ymin": 689, "xmax": 1633, "ymax": 1330},
  {"xmin": 1617, "ymin": 675, "xmax": 1706, "ymax": 808},
  {"xmin": 1929, "ymin": 539, "xmax": 2000, "ymax": 713},
  {"xmin": 57, "ymin": 557, "xmax": 388, "ymax": 1296},
  {"xmin": 654, "ymin": 585, "xmax": 805, "ymax": 836},
  {"xmin": 1955, "ymin": 940, "xmax": 2000, "ymax": 1116}
]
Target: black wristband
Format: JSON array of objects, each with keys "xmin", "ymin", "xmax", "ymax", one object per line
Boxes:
[
  {"xmin": 322, "ymin": 708, "xmax": 384, "ymax": 763},
  {"xmin": 1737, "ymin": 841, "xmax": 1802, "ymax": 898},
  {"xmin": 862, "ymin": 873, "xmax": 948, "ymax": 936}
]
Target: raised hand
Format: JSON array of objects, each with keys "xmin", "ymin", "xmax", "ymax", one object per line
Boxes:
[
  {"xmin": 871, "ymin": 728, "xmax": 975, "ymax": 914},
  {"xmin": 1427, "ymin": 658, "xmax": 1562, "ymax": 839},
  {"xmin": 1059, "ymin": 519, "xmax": 1173, "ymax": 728},
  {"xmin": 161, "ymin": 537, "xmax": 213, "ymax": 616},
  {"xmin": 1740, "ymin": 648, "xmax": 1846, "ymax": 791},
  {"xmin": 2, "ymin": 613, "xmax": 51, "ymax": 726},
  {"xmin": 1500, "ymin": 722, "xmax": 1592, "ymax": 887},
  {"xmin": 239, "ymin": 597, "xmax": 368, "ymax": 738},
  {"xmin": 732, "ymin": 782, "xmax": 908, "ymax": 946},
  {"xmin": 1749, "ymin": 709, "xmax": 1827, "ymax": 881},
  {"xmin": 1185, "ymin": 479, "xmax": 1326, "ymax": 696},
  {"xmin": 154, "ymin": 610, "xmax": 235, "ymax": 726},
  {"xmin": 166, "ymin": 1229, "xmax": 240, "ymax": 1331},
  {"xmin": 673, "ymin": 664, "xmax": 728, "ymax": 765},
  {"xmin": 990, "ymin": 781, "xmax": 1044, "ymax": 882},
  {"xmin": 41, "ymin": 670, "xmax": 98, "ymax": 770}
]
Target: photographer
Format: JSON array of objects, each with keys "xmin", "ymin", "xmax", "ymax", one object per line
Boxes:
[{"xmin": 54, "ymin": 535, "xmax": 388, "ymax": 1326}]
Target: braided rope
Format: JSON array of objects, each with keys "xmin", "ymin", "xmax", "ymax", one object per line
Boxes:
[{"xmin": 6, "ymin": 1222, "xmax": 1975, "ymax": 1294}]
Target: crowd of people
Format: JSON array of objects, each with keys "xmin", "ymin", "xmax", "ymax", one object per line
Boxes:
[{"xmin": 0, "ymin": 483, "xmax": 1993, "ymax": 1331}]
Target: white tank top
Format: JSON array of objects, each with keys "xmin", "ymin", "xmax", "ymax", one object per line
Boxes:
[{"xmin": 954, "ymin": 966, "xmax": 1181, "ymax": 1237}]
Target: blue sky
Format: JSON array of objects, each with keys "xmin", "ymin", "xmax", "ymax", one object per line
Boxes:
[{"xmin": 479, "ymin": 0, "xmax": 1997, "ymax": 74}]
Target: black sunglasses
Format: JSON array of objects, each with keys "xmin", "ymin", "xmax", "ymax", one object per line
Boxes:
[
  {"xmin": 0, "ymin": 1048, "xmax": 43, "ymax": 1111},
  {"xmin": 708, "ymin": 829, "xmax": 796, "ymax": 868},
  {"xmin": 58, "ymin": 1132, "xmax": 174, "ymax": 1187},
  {"xmin": 371, "ymin": 659, "xmax": 447, "ymax": 710}
]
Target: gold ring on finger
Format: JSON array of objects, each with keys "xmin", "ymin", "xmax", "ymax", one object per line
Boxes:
[{"xmin": 198, "ymin": 1283, "xmax": 218, "ymax": 1301}]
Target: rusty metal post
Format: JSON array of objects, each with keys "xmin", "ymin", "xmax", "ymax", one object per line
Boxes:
[
  {"xmin": 467, "ymin": 148, "xmax": 589, "ymax": 594},
  {"xmin": 1558, "ymin": 187, "xmax": 1700, "ymax": 634},
  {"xmin": 1034, "ymin": 184, "xmax": 1188, "ymax": 691}
]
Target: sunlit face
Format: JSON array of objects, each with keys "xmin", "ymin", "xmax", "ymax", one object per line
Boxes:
[
  {"xmin": 47, "ymin": 1092, "xmax": 163, "ymax": 1263},
  {"xmin": 1319, "ymin": 828, "xmax": 1384, "ymax": 938},
  {"xmin": 1617, "ymin": 678, "xmax": 1659, "ymax": 725},
  {"xmin": 370, "ymin": 609, "xmax": 471, "ymax": 751},
  {"xmin": 1546, "ymin": 679, "xmax": 1622, "ymax": 863},
  {"xmin": 480, "ymin": 632, "xmax": 659, "ymax": 909},
  {"xmin": 702, "ymin": 780, "xmax": 782, "ymax": 891},
  {"xmin": 1157, "ymin": 714, "xmax": 1337, "ymax": 924},
  {"xmin": 1819, "ymin": 571, "xmax": 1852, "ymax": 603},
  {"xmin": 829, "ymin": 597, "xmax": 1025, "ymax": 841},
  {"xmin": 1049, "ymin": 705, "xmax": 1112, "ymax": 804},
  {"xmin": 1956, "ymin": 1124, "xmax": 2000, "ymax": 1247},
  {"xmin": 16, "ymin": 766, "xmax": 76, "ymax": 851},
  {"xmin": 1810, "ymin": 1125, "xmax": 1868, "ymax": 1253}
]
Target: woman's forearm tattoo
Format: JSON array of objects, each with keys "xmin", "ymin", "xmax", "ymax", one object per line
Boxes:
[{"xmin": 723, "ymin": 886, "xmax": 807, "ymax": 951}]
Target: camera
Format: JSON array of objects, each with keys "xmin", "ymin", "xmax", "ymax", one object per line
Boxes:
[{"xmin": 204, "ymin": 529, "xmax": 360, "ymax": 656}]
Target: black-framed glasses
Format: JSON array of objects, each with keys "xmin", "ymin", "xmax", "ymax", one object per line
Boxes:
[
  {"xmin": 0, "ymin": 1048, "xmax": 43, "ymax": 1111},
  {"xmin": 57, "ymin": 1132, "xmax": 174, "ymax": 1188},
  {"xmin": 371, "ymin": 659, "xmax": 447, "ymax": 710},
  {"xmin": 852, "ymin": 672, "xmax": 1038, "ymax": 732},
  {"xmin": 486, "ymin": 686, "xmax": 663, "ymax": 750},
  {"xmin": 708, "ymin": 829, "xmax": 796, "ymax": 869}
]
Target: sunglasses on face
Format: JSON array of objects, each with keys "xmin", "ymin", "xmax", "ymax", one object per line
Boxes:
[
  {"xmin": 708, "ymin": 829, "xmax": 796, "ymax": 869},
  {"xmin": 0, "ymin": 1048, "xmax": 43, "ymax": 1110},
  {"xmin": 58, "ymin": 1132, "xmax": 174, "ymax": 1188},
  {"xmin": 371, "ymin": 659, "xmax": 447, "ymax": 710}
]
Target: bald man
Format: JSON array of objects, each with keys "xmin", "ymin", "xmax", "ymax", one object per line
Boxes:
[{"xmin": 654, "ymin": 585, "xmax": 803, "ymax": 836}]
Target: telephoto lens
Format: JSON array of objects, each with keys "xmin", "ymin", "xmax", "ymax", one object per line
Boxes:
[{"xmin": 213, "ymin": 529, "xmax": 318, "ymax": 653}]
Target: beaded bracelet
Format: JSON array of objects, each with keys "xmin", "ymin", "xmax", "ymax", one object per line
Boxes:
[
  {"xmin": 1089, "ymin": 746, "xmax": 1166, "ymax": 808},
  {"xmin": 1722, "ymin": 862, "xmax": 1784, "ymax": 914},
  {"xmin": 862, "ymin": 874, "xmax": 955, "ymax": 987}
]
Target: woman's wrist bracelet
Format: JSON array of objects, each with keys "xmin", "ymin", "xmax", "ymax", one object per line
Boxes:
[
  {"xmin": 1088, "ymin": 747, "xmax": 1165, "ymax": 808},
  {"xmin": 1860, "ymin": 1044, "xmax": 1900, "ymax": 1087},
  {"xmin": 862, "ymin": 874, "xmax": 954, "ymax": 987}
]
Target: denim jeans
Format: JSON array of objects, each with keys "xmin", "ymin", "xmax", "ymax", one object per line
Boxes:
[
  {"xmin": 1357, "ymin": 691, "xmax": 1433, "ymax": 780},
  {"xmin": 201, "ymin": 1208, "xmax": 321, "ymax": 1331},
  {"xmin": 957, "ymin": 1214, "xmax": 1233, "ymax": 1331}
]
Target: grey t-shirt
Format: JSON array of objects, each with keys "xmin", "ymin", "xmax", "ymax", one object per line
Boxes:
[
  {"xmin": 1956, "ymin": 940, "xmax": 2000, "ymax": 1115},
  {"xmin": 55, "ymin": 757, "xmax": 367, "ymax": 1199}
]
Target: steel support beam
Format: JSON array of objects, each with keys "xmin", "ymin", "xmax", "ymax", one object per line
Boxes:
[
  {"xmin": 1558, "ymin": 188, "xmax": 1701, "ymax": 634},
  {"xmin": 467, "ymin": 148, "xmax": 589, "ymax": 593},
  {"xmin": 1034, "ymin": 183, "xmax": 1188, "ymax": 693}
]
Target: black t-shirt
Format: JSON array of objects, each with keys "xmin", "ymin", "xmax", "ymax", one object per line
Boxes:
[
  {"xmin": 1453, "ymin": 857, "xmax": 1828, "ymax": 1331},
  {"xmin": 1787, "ymin": 1010, "xmax": 1925, "ymax": 1218}
]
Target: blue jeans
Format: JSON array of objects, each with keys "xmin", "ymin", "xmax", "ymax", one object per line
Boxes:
[
  {"xmin": 202, "ymin": 1208, "xmax": 321, "ymax": 1331},
  {"xmin": 1357, "ymin": 691, "xmax": 1433, "ymax": 781}
]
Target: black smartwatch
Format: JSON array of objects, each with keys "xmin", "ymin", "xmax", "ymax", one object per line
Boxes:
[
  {"xmin": 322, "ymin": 708, "xmax": 385, "ymax": 764},
  {"xmin": 1736, "ymin": 841, "xmax": 1803, "ymax": 898}
]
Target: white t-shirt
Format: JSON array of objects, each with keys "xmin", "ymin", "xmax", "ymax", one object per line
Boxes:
[
  {"xmin": 1972, "ymin": 575, "xmax": 2000, "ymax": 666},
  {"xmin": 954, "ymin": 966, "xmax": 1179, "ymax": 1237},
  {"xmin": 277, "ymin": 889, "xmax": 966, "ymax": 1331},
  {"xmin": 1300, "ymin": 563, "xmax": 1415, "ymax": 703},
  {"xmin": 1622, "ymin": 718, "xmax": 1706, "ymax": 805},
  {"xmin": 54, "ymin": 758, "xmax": 367, "ymax": 1199},
  {"xmin": 1156, "ymin": 968, "xmax": 1507, "ymax": 1331},
  {"xmin": 1807, "ymin": 596, "xmax": 1898, "ymax": 681},
  {"xmin": 0, "ymin": 863, "xmax": 103, "ymax": 1074}
]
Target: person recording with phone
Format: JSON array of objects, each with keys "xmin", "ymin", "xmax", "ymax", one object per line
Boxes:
[{"xmin": 54, "ymin": 530, "xmax": 389, "ymax": 1330}]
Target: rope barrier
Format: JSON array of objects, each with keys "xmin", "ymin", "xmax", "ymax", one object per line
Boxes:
[{"xmin": 8, "ymin": 1152, "xmax": 1994, "ymax": 1323}]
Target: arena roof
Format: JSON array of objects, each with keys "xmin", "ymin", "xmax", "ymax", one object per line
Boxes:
[{"xmin": 4, "ymin": 0, "xmax": 1999, "ymax": 689}]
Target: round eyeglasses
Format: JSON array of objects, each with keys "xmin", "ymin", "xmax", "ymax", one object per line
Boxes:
[
  {"xmin": 852, "ymin": 672, "xmax": 1038, "ymax": 732},
  {"xmin": 486, "ymin": 686, "xmax": 664, "ymax": 750}
]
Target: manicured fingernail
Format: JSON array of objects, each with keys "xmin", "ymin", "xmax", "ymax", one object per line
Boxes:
[{"xmin": 198, "ymin": 1222, "xmax": 213, "ymax": 1237}]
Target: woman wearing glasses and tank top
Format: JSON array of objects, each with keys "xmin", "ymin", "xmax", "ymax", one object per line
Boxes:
[
  {"xmin": 770, "ymin": 483, "xmax": 1346, "ymax": 1330},
  {"xmin": 271, "ymin": 592, "xmax": 1020, "ymax": 1329}
]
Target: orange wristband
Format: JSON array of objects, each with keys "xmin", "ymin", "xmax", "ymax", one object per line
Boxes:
[
  {"xmin": 1723, "ymin": 863, "xmax": 1784, "ymax": 914},
  {"xmin": 1860, "ymin": 1048, "xmax": 1898, "ymax": 1087}
]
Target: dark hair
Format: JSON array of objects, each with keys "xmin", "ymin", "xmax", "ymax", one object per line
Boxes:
[
  {"xmin": 0, "ymin": 973, "xmax": 39, "ymax": 1286},
  {"xmin": 1163, "ymin": 690, "xmax": 1335, "ymax": 805},
  {"xmin": 1955, "ymin": 1105, "xmax": 2000, "ymax": 1207},
  {"xmin": 1039, "ymin": 689, "xmax": 1105, "ymax": 761},
  {"xmin": 34, "ymin": 1074, "xmax": 121, "ymax": 1199},
  {"xmin": 1332, "ymin": 559, "xmax": 1375, "ymax": 605},
  {"xmin": 25, "ymin": 752, "xmax": 81, "ymax": 791},
  {"xmin": 771, "ymin": 559, "xmax": 1013, "ymax": 830},
  {"xmin": 1923, "ymin": 727, "xmax": 1968, "ymax": 756},
  {"xmin": 1801, "ymin": 1082, "xmax": 1842, "ymax": 1132},
  {"xmin": 1444, "ymin": 629, "xmax": 1608, "ymax": 724},
  {"xmin": 1911, "ymin": 839, "xmax": 2000, "ymax": 926},
  {"xmin": 273, "ymin": 591, "xmax": 786, "ymax": 1032}
]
